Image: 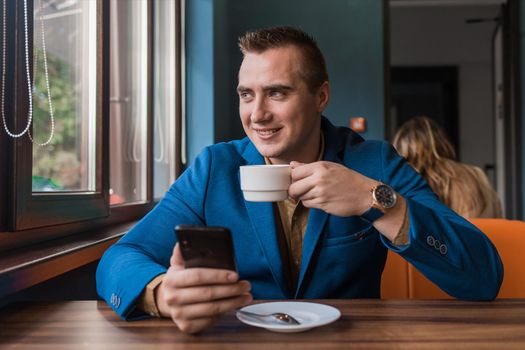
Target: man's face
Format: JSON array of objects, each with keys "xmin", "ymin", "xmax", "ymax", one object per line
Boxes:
[{"xmin": 237, "ymin": 46, "xmax": 329, "ymax": 164}]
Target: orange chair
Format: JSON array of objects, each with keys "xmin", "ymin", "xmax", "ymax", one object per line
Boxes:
[
  {"xmin": 470, "ymin": 218, "xmax": 525, "ymax": 298},
  {"xmin": 382, "ymin": 249, "xmax": 451, "ymax": 299},
  {"xmin": 381, "ymin": 250, "xmax": 409, "ymax": 298},
  {"xmin": 407, "ymin": 263, "xmax": 452, "ymax": 299},
  {"xmin": 382, "ymin": 218, "xmax": 525, "ymax": 299}
]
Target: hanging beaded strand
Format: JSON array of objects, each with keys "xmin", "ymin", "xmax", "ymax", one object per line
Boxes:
[
  {"xmin": 1, "ymin": 0, "xmax": 33, "ymax": 138},
  {"xmin": 1, "ymin": 0, "xmax": 54, "ymax": 146},
  {"xmin": 27, "ymin": 0, "xmax": 55, "ymax": 146}
]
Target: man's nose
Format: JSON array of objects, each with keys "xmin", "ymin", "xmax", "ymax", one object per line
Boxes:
[{"xmin": 250, "ymin": 98, "xmax": 271, "ymax": 123}]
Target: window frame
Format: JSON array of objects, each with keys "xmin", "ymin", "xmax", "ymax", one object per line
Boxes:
[
  {"xmin": 9, "ymin": 0, "xmax": 109, "ymax": 231},
  {"xmin": 0, "ymin": 0, "xmax": 182, "ymax": 252}
]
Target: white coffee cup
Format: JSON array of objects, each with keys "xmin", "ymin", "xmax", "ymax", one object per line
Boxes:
[{"xmin": 240, "ymin": 164, "xmax": 291, "ymax": 202}]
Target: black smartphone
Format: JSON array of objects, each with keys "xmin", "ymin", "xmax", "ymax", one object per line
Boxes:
[{"xmin": 174, "ymin": 225, "xmax": 237, "ymax": 271}]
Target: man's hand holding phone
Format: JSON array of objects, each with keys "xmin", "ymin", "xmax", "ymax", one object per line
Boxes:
[{"xmin": 154, "ymin": 228, "xmax": 252, "ymax": 334}]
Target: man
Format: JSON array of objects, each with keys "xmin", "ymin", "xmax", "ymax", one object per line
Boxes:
[{"xmin": 96, "ymin": 26, "xmax": 503, "ymax": 334}]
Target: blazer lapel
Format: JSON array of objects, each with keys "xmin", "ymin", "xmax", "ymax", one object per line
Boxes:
[
  {"xmin": 240, "ymin": 141, "xmax": 290, "ymax": 298},
  {"xmin": 244, "ymin": 200, "xmax": 290, "ymax": 297},
  {"xmin": 295, "ymin": 117, "xmax": 347, "ymax": 297},
  {"xmin": 295, "ymin": 208, "xmax": 328, "ymax": 297}
]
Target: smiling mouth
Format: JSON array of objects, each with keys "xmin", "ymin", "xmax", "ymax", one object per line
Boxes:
[{"xmin": 253, "ymin": 128, "xmax": 282, "ymax": 136}]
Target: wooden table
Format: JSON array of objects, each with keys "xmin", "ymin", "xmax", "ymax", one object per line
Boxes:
[{"xmin": 1, "ymin": 299, "xmax": 524, "ymax": 349}]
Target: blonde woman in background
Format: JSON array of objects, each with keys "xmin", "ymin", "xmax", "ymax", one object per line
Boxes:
[{"xmin": 393, "ymin": 116, "xmax": 502, "ymax": 218}]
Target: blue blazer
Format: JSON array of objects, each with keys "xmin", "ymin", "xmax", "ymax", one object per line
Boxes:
[{"xmin": 96, "ymin": 117, "xmax": 503, "ymax": 319}]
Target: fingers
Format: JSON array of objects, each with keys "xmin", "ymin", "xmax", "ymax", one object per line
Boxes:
[
  {"xmin": 166, "ymin": 280, "xmax": 251, "ymax": 305},
  {"xmin": 166, "ymin": 268, "xmax": 239, "ymax": 289},
  {"xmin": 288, "ymin": 161, "xmax": 318, "ymax": 199},
  {"xmin": 162, "ymin": 268, "xmax": 252, "ymax": 333},
  {"xmin": 301, "ymin": 197, "xmax": 322, "ymax": 209},
  {"xmin": 170, "ymin": 293, "xmax": 253, "ymax": 321},
  {"xmin": 172, "ymin": 290, "xmax": 252, "ymax": 333},
  {"xmin": 290, "ymin": 161, "xmax": 315, "ymax": 181},
  {"xmin": 289, "ymin": 161, "xmax": 304, "ymax": 169},
  {"xmin": 288, "ymin": 179, "xmax": 316, "ymax": 200},
  {"xmin": 161, "ymin": 266, "xmax": 251, "ymax": 334},
  {"xmin": 170, "ymin": 243, "xmax": 185, "ymax": 269},
  {"xmin": 174, "ymin": 317, "xmax": 218, "ymax": 334}
]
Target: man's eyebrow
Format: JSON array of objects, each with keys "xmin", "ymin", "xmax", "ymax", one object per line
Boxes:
[
  {"xmin": 263, "ymin": 84, "xmax": 294, "ymax": 92},
  {"xmin": 236, "ymin": 84, "xmax": 294, "ymax": 94},
  {"xmin": 236, "ymin": 86, "xmax": 251, "ymax": 93}
]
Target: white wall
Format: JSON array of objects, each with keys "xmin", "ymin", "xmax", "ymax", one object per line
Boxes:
[{"xmin": 390, "ymin": 4, "xmax": 499, "ymax": 175}]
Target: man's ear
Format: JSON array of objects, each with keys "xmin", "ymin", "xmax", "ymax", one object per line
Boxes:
[{"xmin": 317, "ymin": 81, "xmax": 330, "ymax": 112}]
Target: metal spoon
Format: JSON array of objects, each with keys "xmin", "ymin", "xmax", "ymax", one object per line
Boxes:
[{"xmin": 237, "ymin": 310, "xmax": 301, "ymax": 325}]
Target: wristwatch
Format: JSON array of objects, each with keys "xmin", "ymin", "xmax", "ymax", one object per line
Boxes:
[{"xmin": 360, "ymin": 182, "xmax": 397, "ymax": 223}]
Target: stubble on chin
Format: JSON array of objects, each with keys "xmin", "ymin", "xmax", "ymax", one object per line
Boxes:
[{"xmin": 255, "ymin": 143, "xmax": 281, "ymax": 159}]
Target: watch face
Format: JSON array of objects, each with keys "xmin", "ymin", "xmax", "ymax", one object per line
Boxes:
[{"xmin": 373, "ymin": 184, "xmax": 397, "ymax": 209}]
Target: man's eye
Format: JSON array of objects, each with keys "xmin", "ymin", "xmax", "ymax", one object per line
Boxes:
[
  {"xmin": 239, "ymin": 92, "xmax": 251, "ymax": 100},
  {"xmin": 270, "ymin": 91, "xmax": 284, "ymax": 98}
]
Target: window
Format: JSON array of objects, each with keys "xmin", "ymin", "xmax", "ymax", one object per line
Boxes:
[
  {"xmin": 0, "ymin": 0, "xmax": 182, "ymax": 248},
  {"xmin": 153, "ymin": 0, "xmax": 180, "ymax": 200},
  {"xmin": 32, "ymin": 0, "xmax": 97, "ymax": 193},
  {"xmin": 4, "ymin": 0, "xmax": 107, "ymax": 231},
  {"xmin": 109, "ymin": 0, "xmax": 149, "ymax": 205}
]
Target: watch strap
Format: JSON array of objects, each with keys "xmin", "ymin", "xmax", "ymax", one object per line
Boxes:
[{"xmin": 360, "ymin": 206, "xmax": 385, "ymax": 224}]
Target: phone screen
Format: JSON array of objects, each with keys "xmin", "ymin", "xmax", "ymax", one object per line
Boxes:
[{"xmin": 175, "ymin": 225, "xmax": 237, "ymax": 271}]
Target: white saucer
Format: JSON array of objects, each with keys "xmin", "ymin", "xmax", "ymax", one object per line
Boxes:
[{"xmin": 236, "ymin": 301, "xmax": 341, "ymax": 333}]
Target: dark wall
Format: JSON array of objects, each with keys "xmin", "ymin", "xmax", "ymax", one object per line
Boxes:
[{"xmin": 186, "ymin": 0, "xmax": 386, "ymax": 161}]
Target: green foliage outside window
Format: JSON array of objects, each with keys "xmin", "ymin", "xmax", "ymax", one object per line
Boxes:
[{"xmin": 32, "ymin": 48, "xmax": 80, "ymax": 191}]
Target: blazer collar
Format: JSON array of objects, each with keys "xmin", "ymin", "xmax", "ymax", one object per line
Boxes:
[
  {"xmin": 320, "ymin": 116, "xmax": 345, "ymax": 163},
  {"xmin": 240, "ymin": 139, "xmax": 264, "ymax": 165}
]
